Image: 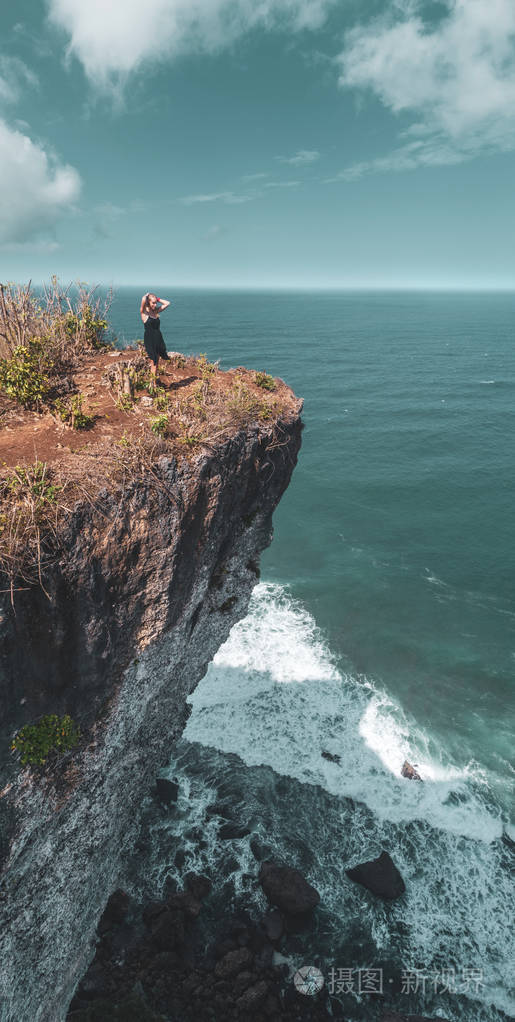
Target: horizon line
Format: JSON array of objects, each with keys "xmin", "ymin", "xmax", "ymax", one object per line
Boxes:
[{"xmin": 25, "ymin": 281, "xmax": 515, "ymax": 294}]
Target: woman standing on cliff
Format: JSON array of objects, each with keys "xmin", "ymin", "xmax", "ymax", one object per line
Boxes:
[{"xmin": 140, "ymin": 292, "xmax": 171, "ymax": 382}]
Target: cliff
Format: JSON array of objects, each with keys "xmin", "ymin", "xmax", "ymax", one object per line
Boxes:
[{"xmin": 0, "ymin": 352, "xmax": 303, "ymax": 1022}]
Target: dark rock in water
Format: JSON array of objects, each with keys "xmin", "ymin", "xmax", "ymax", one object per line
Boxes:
[
  {"xmin": 78, "ymin": 960, "xmax": 113, "ymax": 1000},
  {"xmin": 382, "ymin": 1014, "xmax": 450, "ymax": 1022},
  {"xmin": 154, "ymin": 778, "xmax": 179, "ymax": 805},
  {"xmin": 262, "ymin": 908, "xmax": 284, "ymax": 943},
  {"xmin": 143, "ymin": 901, "xmax": 167, "ymax": 928},
  {"xmin": 69, "ymin": 993, "xmax": 163, "ymax": 1021},
  {"xmin": 236, "ymin": 979, "xmax": 269, "ymax": 1011},
  {"xmin": 214, "ymin": 947, "xmax": 253, "ymax": 978},
  {"xmin": 249, "ymin": 836, "xmax": 274, "ymax": 861},
  {"xmin": 218, "ymin": 822, "xmax": 251, "ymax": 840},
  {"xmin": 149, "ymin": 907, "xmax": 186, "ymax": 951},
  {"xmin": 97, "ymin": 890, "xmax": 131, "ymax": 934},
  {"xmin": 347, "ymin": 850, "xmax": 405, "ymax": 899},
  {"xmin": 258, "ymin": 861, "xmax": 320, "ymax": 915},
  {"xmin": 401, "ymin": 759, "xmax": 422, "ymax": 781},
  {"xmin": 184, "ymin": 872, "xmax": 212, "ymax": 900},
  {"xmin": 321, "ymin": 750, "xmax": 341, "ymax": 764},
  {"xmin": 205, "ymin": 800, "xmax": 230, "ymax": 818},
  {"xmin": 167, "ymin": 890, "xmax": 202, "ymax": 919}
]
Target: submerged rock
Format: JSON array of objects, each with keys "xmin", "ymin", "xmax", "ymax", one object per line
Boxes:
[
  {"xmin": 184, "ymin": 872, "xmax": 212, "ymax": 901},
  {"xmin": 214, "ymin": 947, "xmax": 253, "ymax": 978},
  {"xmin": 321, "ymin": 750, "xmax": 341, "ymax": 764},
  {"xmin": 258, "ymin": 861, "xmax": 320, "ymax": 916},
  {"xmin": 346, "ymin": 850, "xmax": 406, "ymax": 899},
  {"xmin": 153, "ymin": 778, "xmax": 179, "ymax": 805},
  {"xmin": 401, "ymin": 759, "xmax": 422, "ymax": 781},
  {"xmin": 262, "ymin": 908, "xmax": 284, "ymax": 943},
  {"xmin": 218, "ymin": 822, "xmax": 252, "ymax": 840}
]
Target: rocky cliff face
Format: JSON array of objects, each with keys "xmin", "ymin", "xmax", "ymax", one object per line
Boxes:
[{"xmin": 0, "ymin": 403, "xmax": 302, "ymax": 1022}]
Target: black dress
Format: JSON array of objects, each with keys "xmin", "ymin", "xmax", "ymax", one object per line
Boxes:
[{"xmin": 143, "ymin": 315, "xmax": 168, "ymax": 365}]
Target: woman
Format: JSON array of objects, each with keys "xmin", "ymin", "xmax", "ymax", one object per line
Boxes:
[{"xmin": 140, "ymin": 292, "xmax": 171, "ymax": 382}]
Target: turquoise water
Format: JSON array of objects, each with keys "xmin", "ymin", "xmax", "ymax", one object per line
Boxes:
[{"xmin": 111, "ymin": 289, "xmax": 515, "ymax": 1020}]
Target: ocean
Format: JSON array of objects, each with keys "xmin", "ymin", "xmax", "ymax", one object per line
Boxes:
[{"xmin": 109, "ymin": 288, "xmax": 515, "ymax": 1021}]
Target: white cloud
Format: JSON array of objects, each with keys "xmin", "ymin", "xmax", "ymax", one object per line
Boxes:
[
  {"xmin": 0, "ymin": 119, "xmax": 81, "ymax": 244},
  {"xmin": 337, "ymin": 0, "xmax": 515, "ymax": 175},
  {"xmin": 47, "ymin": 0, "xmax": 336, "ymax": 89},
  {"xmin": 241, "ymin": 172, "xmax": 269, "ymax": 181},
  {"xmin": 277, "ymin": 149, "xmax": 320, "ymax": 165},
  {"xmin": 264, "ymin": 179, "xmax": 301, "ymax": 188},
  {"xmin": 179, "ymin": 190, "xmax": 254, "ymax": 205},
  {"xmin": 0, "ymin": 56, "xmax": 38, "ymax": 105}
]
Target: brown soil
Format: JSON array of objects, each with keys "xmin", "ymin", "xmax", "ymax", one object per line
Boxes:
[{"xmin": 0, "ymin": 349, "xmax": 299, "ymax": 476}]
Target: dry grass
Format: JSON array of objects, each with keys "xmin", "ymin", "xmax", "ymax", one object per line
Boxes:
[
  {"xmin": 0, "ymin": 278, "xmax": 113, "ymax": 410},
  {"xmin": 169, "ymin": 374, "xmax": 279, "ymax": 449},
  {"xmin": 0, "ymin": 293, "xmax": 295, "ymax": 598},
  {"xmin": 0, "ymin": 461, "xmax": 71, "ymax": 602}
]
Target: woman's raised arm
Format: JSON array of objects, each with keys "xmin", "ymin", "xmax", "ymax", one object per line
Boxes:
[
  {"xmin": 140, "ymin": 293, "xmax": 149, "ymax": 321},
  {"xmin": 157, "ymin": 297, "xmax": 171, "ymax": 311}
]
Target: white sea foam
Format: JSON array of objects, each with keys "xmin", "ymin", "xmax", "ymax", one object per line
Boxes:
[
  {"xmin": 185, "ymin": 583, "xmax": 502, "ymax": 842},
  {"xmin": 178, "ymin": 583, "xmax": 514, "ymax": 1018}
]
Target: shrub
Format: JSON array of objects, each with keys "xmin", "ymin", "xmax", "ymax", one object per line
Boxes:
[
  {"xmin": 11, "ymin": 713, "xmax": 80, "ymax": 767},
  {"xmin": 0, "ymin": 341, "xmax": 51, "ymax": 408},
  {"xmin": 170, "ymin": 353, "xmax": 186, "ymax": 369},
  {"xmin": 195, "ymin": 353, "xmax": 218, "ymax": 379},
  {"xmin": 61, "ymin": 302, "xmax": 109, "ymax": 351},
  {"xmin": 153, "ymin": 389, "xmax": 170, "ymax": 412},
  {"xmin": 178, "ymin": 432, "xmax": 203, "ymax": 448},
  {"xmin": 254, "ymin": 371, "xmax": 276, "ymax": 391},
  {"xmin": 115, "ymin": 393, "xmax": 134, "ymax": 413},
  {"xmin": 187, "ymin": 379, "xmax": 210, "ymax": 420},
  {"xmin": 0, "ymin": 461, "xmax": 63, "ymax": 595},
  {"xmin": 4, "ymin": 461, "xmax": 60, "ymax": 512},
  {"xmin": 0, "ymin": 277, "xmax": 113, "ymax": 373},
  {"xmin": 53, "ymin": 393, "xmax": 94, "ymax": 429},
  {"xmin": 150, "ymin": 414, "xmax": 169, "ymax": 437},
  {"xmin": 226, "ymin": 383, "xmax": 266, "ymax": 424}
]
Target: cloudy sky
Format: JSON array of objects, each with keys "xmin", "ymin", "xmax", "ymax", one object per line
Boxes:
[{"xmin": 1, "ymin": 0, "xmax": 514, "ymax": 287}]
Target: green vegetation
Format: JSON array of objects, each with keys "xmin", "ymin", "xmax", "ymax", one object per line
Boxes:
[
  {"xmin": 254, "ymin": 370, "xmax": 276, "ymax": 391},
  {"xmin": 61, "ymin": 302, "xmax": 108, "ymax": 351},
  {"xmin": 0, "ymin": 341, "xmax": 51, "ymax": 409},
  {"xmin": 11, "ymin": 713, "xmax": 80, "ymax": 767},
  {"xmin": 53, "ymin": 393, "xmax": 95, "ymax": 429},
  {"xmin": 115, "ymin": 393, "xmax": 134, "ymax": 413},
  {"xmin": 226, "ymin": 382, "xmax": 274, "ymax": 423},
  {"xmin": 153, "ymin": 388, "xmax": 170, "ymax": 412},
  {"xmin": 195, "ymin": 353, "xmax": 218, "ymax": 379},
  {"xmin": 3, "ymin": 460, "xmax": 60, "ymax": 511},
  {"xmin": 0, "ymin": 278, "xmax": 112, "ymax": 410},
  {"xmin": 150, "ymin": 414, "xmax": 169, "ymax": 437}
]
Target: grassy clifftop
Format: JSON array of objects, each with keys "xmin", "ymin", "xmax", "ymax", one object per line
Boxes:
[{"xmin": 0, "ymin": 280, "xmax": 300, "ymax": 600}]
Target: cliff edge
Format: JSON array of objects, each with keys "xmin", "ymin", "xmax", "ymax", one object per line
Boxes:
[{"xmin": 0, "ymin": 348, "xmax": 303, "ymax": 1022}]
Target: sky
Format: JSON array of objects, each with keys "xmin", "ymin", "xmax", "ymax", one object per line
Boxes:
[{"xmin": 1, "ymin": 0, "xmax": 514, "ymax": 289}]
